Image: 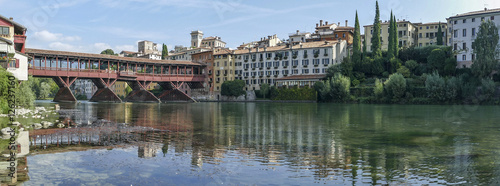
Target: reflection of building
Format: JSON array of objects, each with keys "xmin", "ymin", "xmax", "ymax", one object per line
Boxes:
[
  {"xmin": 111, "ymin": 82, "xmax": 129, "ymax": 98},
  {"xmin": 71, "ymin": 79, "xmax": 97, "ymax": 99},
  {"xmin": 138, "ymin": 143, "xmax": 159, "ymax": 158},
  {"xmin": 0, "ymin": 14, "xmax": 28, "ymax": 81}
]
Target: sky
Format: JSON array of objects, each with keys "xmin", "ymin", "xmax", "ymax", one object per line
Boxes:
[{"xmin": 2, "ymin": 0, "xmax": 500, "ymax": 54}]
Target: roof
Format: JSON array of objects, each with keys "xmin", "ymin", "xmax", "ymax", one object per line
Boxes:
[
  {"xmin": 120, "ymin": 51, "xmax": 138, "ymax": 54},
  {"xmin": 449, "ymin": 8, "xmax": 500, "ymax": 19},
  {"xmin": 335, "ymin": 26, "xmax": 354, "ymax": 31},
  {"xmin": 414, "ymin": 22, "xmax": 445, "ymax": 26},
  {"xmin": 276, "ymin": 74, "xmax": 326, "ymax": 81},
  {"xmin": 0, "ymin": 14, "xmax": 26, "ymax": 30},
  {"xmin": 316, "ymin": 23, "xmax": 336, "ymax": 29},
  {"xmin": 213, "ymin": 48, "xmax": 232, "ymax": 55},
  {"xmin": 25, "ymin": 48, "xmax": 201, "ymax": 66},
  {"xmin": 364, "ymin": 20, "xmax": 413, "ymax": 27},
  {"xmin": 233, "ymin": 40, "xmax": 341, "ymax": 55}
]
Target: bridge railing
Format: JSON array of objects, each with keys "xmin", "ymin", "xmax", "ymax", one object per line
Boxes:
[{"xmin": 29, "ymin": 66, "xmax": 205, "ymax": 79}]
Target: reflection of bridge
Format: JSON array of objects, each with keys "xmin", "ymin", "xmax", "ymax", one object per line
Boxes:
[{"xmin": 26, "ymin": 48, "xmax": 206, "ymax": 102}]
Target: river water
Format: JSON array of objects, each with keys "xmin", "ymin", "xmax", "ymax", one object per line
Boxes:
[{"xmin": 18, "ymin": 101, "xmax": 500, "ymax": 185}]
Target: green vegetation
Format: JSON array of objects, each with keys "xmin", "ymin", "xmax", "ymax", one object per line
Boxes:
[
  {"xmin": 0, "ymin": 68, "xmax": 37, "ymax": 113},
  {"xmin": 162, "ymin": 43, "xmax": 169, "ymax": 60},
  {"xmin": 370, "ymin": 1, "xmax": 382, "ymax": 58},
  {"xmin": 471, "ymin": 20, "xmax": 499, "ymax": 78},
  {"xmin": 315, "ymin": 73, "xmax": 350, "ymax": 102},
  {"xmin": 100, "ymin": 49, "xmax": 117, "ymax": 55},
  {"xmin": 271, "ymin": 86, "xmax": 316, "ymax": 101},
  {"xmin": 221, "ymin": 80, "xmax": 245, "ymax": 97},
  {"xmin": 437, "ymin": 22, "xmax": 443, "ymax": 45},
  {"xmin": 260, "ymin": 83, "xmax": 269, "ymax": 99}
]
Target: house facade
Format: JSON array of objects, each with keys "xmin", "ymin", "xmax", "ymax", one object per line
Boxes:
[{"xmin": 0, "ymin": 15, "xmax": 28, "ymax": 81}]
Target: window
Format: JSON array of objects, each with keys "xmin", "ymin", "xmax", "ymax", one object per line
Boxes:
[
  {"xmin": 216, "ymin": 62, "xmax": 219, "ymax": 67},
  {"xmin": 463, "ymin": 19, "xmax": 466, "ymax": 23},
  {"xmin": 472, "ymin": 28, "xmax": 476, "ymax": 36},
  {"xmin": 419, "ymin": 33, "xmax": 422, "ymax": 38},
  {"xmin": 292, "ymin": 69, "xmax": 298, "ymax": 74},
  {"xmin": 266, "ymin": 62, "xmax": 272, "ymax": 68},
  {"xmin": 419, "ymin": 43, "xmax": 422, "ymax": 47},
  {"xmin": 481, "ymin": 17, "xmax": 485, "ymax": 21},
  {"xmin": 454, "ymin": 30, "xmax": 458, "ymax": 38},
  {"xmin": 1, "ymin": 26, "xmax": 9, "ymax": 35},
  {"xmin": 463, "ymin": 42, "xmax": 466, "ymax": 50},
  {"xmin": 282, "ymin": 61, "xmax": 289, "ymax": 66},
  {"xmin": 302, "ymin": 69, "xmax": 309, "ymax": 74},
  {"xmin": 454, "ymin": 43, "xmax": 457, "ymax": 50},
  {"xmin": 313, "ymin": 59, "xmax": 320, "ymax": 65},
  {"xmin": 313, "ymin": 69, "xmax": 320, "ymax": 73},
  {"xmin": 321, "ymin": 58, "xmax": 330, "ymax": 65},
  {"xmin": 491, "ymin": 16, "xmax": 495, "ymax": 20},
  {"xmin": 462, "ymin": 55, "xmax": 466, "ymax": 61},
  {"xmin": 454, "ymin": 20, "xmax": 457, "ymax": 24},
  {"xmin": 274, "ymin": 61, "xmax": 279, "ymax": 67},
  {"xmin": 292, "ymin": 60, "xmax": 299, "ymax": 66},
  {"xmin": 472, "ymin": 54, "xmax": 475, "ymax": 60},
  {"xmin": 472, "ymin": 18, "xmax": 475, "ymax": 22},
  {"xmin": 343, "ymin": 33, "xmax": 345, "ymax": 38},
  {"xmin": 426, "ymin": 33, "xmax": 429, "ymax": 38},
  {"xmin": 426, "ymin": 26, "xmax": 429, "ymax": 29},
  {"xmin": 8, "ymin": 59, "xmax": 18, "ymax": 68},
  {"xmin": 335, "ymin": 34, "xmax": 338, "ymax": 38},
  {"xmin": 463, "ymin": 29, "xmax": 467, "ymax": 37},
  {"xmin": 302, "ymin": 59, "xmax": 309, "ymax": 66}
]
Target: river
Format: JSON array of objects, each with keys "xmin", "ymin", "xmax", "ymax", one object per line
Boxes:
[{"xmin": 16, "ymin": 101, "xmax": 500, "ymax": 185}]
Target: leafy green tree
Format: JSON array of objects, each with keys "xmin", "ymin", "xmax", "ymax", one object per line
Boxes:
[
  {"xmin": 162, "ymin": 43, "xmax": 169, "ymax": 60},
  {"xmin": 437, "ymin": 22, "xmax": 443, "ymax": 45},
  {"xmin": 221, "ymin": 80, "xmax": 246, "ymax": 97},
  {"xmin": 313, "ymin": 81, "xmax": 326, "ymax": 101},
  {"xmin": 444, "ymin": 57, "xmax": 457, "ymax": 76},
  {"xmin": 427, "ymin": 49, "xmax": 446, "ymax": 73},
  {"xmin": 445, "ymin": 76, "xmax": 459, "ymax": 101},
  {"xmin": 125, "ymin": 85, "xmax": 133, "ymax": 95},
  {"xmin": 480, "ymin": 78, "xmax": 495, "ymax": 101},
  {"xmin": 260, "ymin": 83, "xmax": 269, "ymax": 99},
  {"xmin": 471, "ymin": 20, "xmax": 500, "ymax": 78},
  {"xmin": 39, "ymin": 82, "xmax": 51, "ymax": 99},
  {"xmin": 100, "ymin": 49, "xmax": 115, "ymax": 55},
  {"xmin": 374, "ymin": 78, "xmax": 384, "ymax": 98},
  {"xmin": 329, "ymin": 73, "xmax": 351, "ymax": 102},
  {"xmin": 0, "ymin": 67, "xmax": 11, "ymax": 113},
  {"xmin": 397, "ymin": 66, "xmax": 411, "ymax": 78},
  {"xmin": 387, "ymin": 11, "xmax": 395, "ymax": 59},
  {"xmin": 16, "ymin": 79, "xmax": 35, "ymax": 108},
  {"xmin": 371, "ymin": 1, "xmax": 382, "ymax": 58},
  {"xmin": 425, "ymin": 72, "xmax": 446, "ymax": 101},
  {"xmin": 405, "ymin": 60, "xmax": 418, "ymax": 72},
  {"xmin": 384, "ymin": 73, "xmax": 406, "ymax": 101}
]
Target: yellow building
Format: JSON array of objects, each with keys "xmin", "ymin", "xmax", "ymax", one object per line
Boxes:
[
  {"xmin": 213, "ymin": 48, "xmax": 235, "ymax": 92},
  {"xmin": 112, "ymin": 82, "xmax": 129, "ymax": 98},
  {"xmin": 364, "ymin": 20, "xmax": 418, "ymax": 52},
  {"xmin": 414, "ymin": 22, "xmax": 448, "ymax": 47}
]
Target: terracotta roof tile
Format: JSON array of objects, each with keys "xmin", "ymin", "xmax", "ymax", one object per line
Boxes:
[
  {"xmin": 449, "ymin": 8, "xmax": 500, "ymax": 19},
  {"xmin": 25, "ymin": 48, "xmax": 202, "ymax": 66}
]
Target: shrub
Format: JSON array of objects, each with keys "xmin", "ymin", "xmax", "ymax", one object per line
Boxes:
[
  {"xmin": 397, "ymin": 66, "xmax": 411, "ymax": 78},
  {"xmin": 384, "ymin": 73, "xmax": 407, "ymax": 101},
  {"xmin": 221, "ymin": 80, "xmax": 246, "ymax": 97},
  {"xmin": 480, "ymin": 78, "xmax": 495, "ymax": 102},
  {"xmin": 330, "ymin": 73, "xmax": 351, "ymax": 101},
  {"xmin": 374, "ymin": 78, "xmax": 384, "ymax": 98},
  {"xmin": 425, "ymin": 72, "xmax": 446, "ymax": 101},
  {"xmin": 444, "ymin": 57, "xmax": 457, "ymax": 76},
  {"xmin": 427, "ymin": 49, "xmax": 446, "ymax": 74},
  {"xmin": 405, "ymin": 60, "xmax": 418, "ymax": 72},
  {"xmin": 352, "ymin": 79, "xmax": 360, "ymax": 87},
  {"xmin": 445, "ymin": 77, "xmax": 459, "ymax": 101}
]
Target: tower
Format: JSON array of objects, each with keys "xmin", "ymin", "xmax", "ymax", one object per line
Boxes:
[{"xmin": 191, "ymin": 30, "xmax": 203, "ymax": 48}]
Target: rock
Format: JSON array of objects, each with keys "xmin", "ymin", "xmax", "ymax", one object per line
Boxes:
[
  {"xmin": 57, "ymin": 123, "xmax": 64, "ymax": 128},
  {"xmin": 1, "ymin": 127, "xmax": 13, "ymax": 135},
  {"xmin": 19, "ymin": 128, "xmax": 24, "ymax": 131}
]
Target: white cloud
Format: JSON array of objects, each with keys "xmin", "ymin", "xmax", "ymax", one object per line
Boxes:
[
  {"xmin": 115, "ymin": 45, "xmax": 135, "ymax": 52},
  {"xmin": 33, "ymin": 30, "xmax": 81, "ymax": 42}
]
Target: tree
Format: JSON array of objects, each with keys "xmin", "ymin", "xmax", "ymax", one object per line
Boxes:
[
  {"xmin": 260, "ymin": 83, "xmax": 269, "ymax": 99},
  {"xmin": 427, "ymin": 49, "xmax": 446, "ymax": 73},
  {"xmin": 425, "ymin": 72, "xmax": 446, "ymax": 101},
  {"xmin": 387, "ymin": 11, "xmax": 395, "ymax": 59},
  {"xmin": 371, "ymin": 1, "xmax": 382, "ymax": 58},
  {"xmin": 384, "ymin": 73, "xmax": 406, "ymax": 101},
  {"xmin": 437, "ymin": 22, "xmax": 443, "ymax": 45},
  {"xmin": 329, "ymin": 73, "xmax": 351, "ymax": 102},
  {"xmin": 393, "ymin": 15, "xmax": 399, "ymax": 57},
  {"xmin": 125, "ymin": 85, "xmax": 133, "ymax": 95},
  {"xmin": 162, "ymin": 43, "xmax": 169, "ymax": 60},
  {"xmin": 444, "ymin": 57, "xmax": 457, "ymax": 76},
  {"xmin": 39, "ymin": 82, "xmax": 51, "ymax": 99},
  {"xmin": 471, "ymin": 20, "xmax": 500, "ymax": 78},
  {"xmin": 100, "ymin": 49, "xmax": 115, "ymax": 55},
  {"xmin": 374, "ymin": 78, "xmax": 384, "ymax": 98},
  {"xmin": 352, "ymin": 11, "xmax": 362, "ymax": 69},
  {"xmin": 221, "ymin": 80, "xmax": 246, "ymax": 97}
]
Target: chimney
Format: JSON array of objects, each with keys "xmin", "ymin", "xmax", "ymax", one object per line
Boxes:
[
  {"xmin": 345, "ymin": 20, "xmax": 348, "ymax": 27},
  {"xmin": 325, "ymin": 21, "xmax": 328, "ymax": 25},
  {"xmin": 320, "ymin": 20, "xmax": 323, "ymax": 26},
  {"xmin": 316, "ymin": 23, "xmax": 319, "ymax": 27},
  {"xmin": 485, "ymin": 7, "xmax": 488, "ymax": 11},
  {"xmin": 338, "ymin": 22, "xmax": 340, "ymax": 26},
  {"xmin": 9, "ymin": 17, "xmax": 13, "ymax": 21}
]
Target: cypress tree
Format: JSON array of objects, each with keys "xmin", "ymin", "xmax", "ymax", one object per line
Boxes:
[
  {"xmin": 387, "ymin": 11, "xmax": 395, "ymax": 59},
  {"xmin": 393, "ymin": 15, "xmax": 399, "ymax": 57},
  {"xmin": 371, "ymin": 0, "xmax": 382, "ymax": 58},
  {"xmin": 437, "ymin": 22, "xmax": 443, "ymax": 45},
  {"xmin": 352, "ymin": 11, "xmax": 362, "ymax": 68},
  {"xmin": 162, "ymin": 43, "xmax": 169, "ymax": 60}
]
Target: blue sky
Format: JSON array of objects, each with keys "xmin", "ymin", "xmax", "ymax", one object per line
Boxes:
[{"xmin": 2, "ymin": 0, "xmax": 500, "ymax": 54}]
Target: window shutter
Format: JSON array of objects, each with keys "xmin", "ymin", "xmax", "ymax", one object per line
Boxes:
[{"xmin": 15, "ymin": 59, "xmax": 19, "ymax": 68}]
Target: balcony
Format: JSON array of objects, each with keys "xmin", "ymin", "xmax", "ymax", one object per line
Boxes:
[{"xmin": 14, "ymin": 35, "xmax": 26, "ymax": 43}]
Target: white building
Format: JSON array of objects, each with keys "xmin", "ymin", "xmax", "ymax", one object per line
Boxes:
[
  {"xmin": 237, "ymin": 34, "xmax": 283, "ymax": 49},
  {"xmin": 0, "ymin": 15, "xmax": 28, "ymax": 80},
  {"xmin": 71, "ymin": 79, "xmax": 97, "ymax": 99},
  {"xmin": 233, "ymin": 40, "xmax": 348, "ymax": 90},
  {"xmin": 447, "ymin": 8, "xmax": 500, "ymax": 68},
  {"xmin": 169, "ymin": 47, "xmax": 211, "ymax": 61},
  {"xmin": 289, "ymin": 30, "xmax": 312, "ymax": 44}
]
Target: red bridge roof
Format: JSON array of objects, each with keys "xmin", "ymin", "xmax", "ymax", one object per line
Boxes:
[{"xmin": 26, "ymin": 48, "xmax": 203, "ymax": 66}]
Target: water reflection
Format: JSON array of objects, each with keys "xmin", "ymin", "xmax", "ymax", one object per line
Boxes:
[{"xmin": 22, "ymin": 102, "xmax": 500, "ymax": 185}]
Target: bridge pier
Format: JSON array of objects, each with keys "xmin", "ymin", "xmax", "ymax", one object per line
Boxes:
[
  {"xmin": 89, "ymin": 78, "xmax": 122, "ymax": 102},
  {"xmin": 52, "ymin": 77, "xmax": 77, "ymax": 102},
  {"xmin": 124, "ymin": 81, "xmax": 160, "ymax": 102},
  {"xmin": 158, "ymin": 82, "xmax": 196, "ymax": 102}
]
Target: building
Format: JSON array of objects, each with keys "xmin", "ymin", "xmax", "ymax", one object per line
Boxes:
[
  {"xmin": 233, "ymin": 40, "xmax": 348, "ymax": 90},
  {"xmin": 212, "ymin": 48, "xmax": 235, "ymax": 92},
  {"xmin": 237, "ymin": 34, "xmax": 283, "ymax": 49},
  {"xmin": 275, "ymin": 74, "xmax": 326, "ymax": 88},
  {"xmin": 414, "ymin": 22, "xmax": 448, "ymax": 47},
  {"xmin": 0, "ymin": 15, "xmax": 28, "ymax": 81},
  {"xmin": 447, "ymin": 8, "xmax": 500, "ymax": 68},
  {"xmin": 308, "ymin": 20, "xmax": 355, "ymax": 45},
  {"xmin": 138, "ymin": 41, "xmax": 160, "ymax": 56},
  {"xmin": 118, "ymin": 51, "xmax": 138, "ymax": 57},
  {"xmin": 289, "ymin": 30, "xmax": 312, "ymax": 44},
  {"xmin": 364, "ymin": 20, "xmax": 418, "ymax": 52},
  {"xmin": 111, "ymin": 82, "xmax": 129, "ymax": 98},
  {"xmin": 192, "ymin": 50, "xmax": 214, "ymax": 91},
  {"xmin": 190, "ymin": 30, "xmax": 226, "ymax": 49},
  {"xmin": 169, "ymin": 47, "xmax": 211, "ymax": 61},
  {"xmin": 71, "ymin": 79, "xmax": 97, "ymax": 99}
]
